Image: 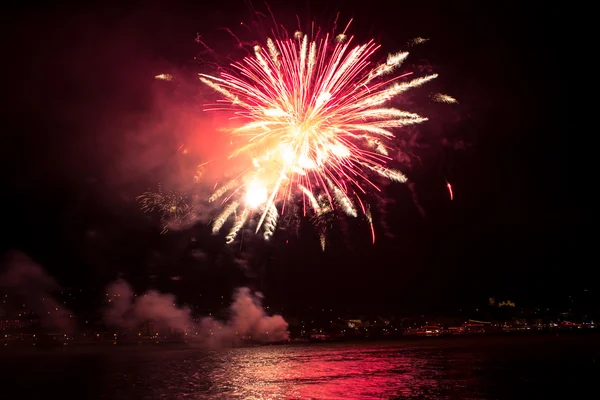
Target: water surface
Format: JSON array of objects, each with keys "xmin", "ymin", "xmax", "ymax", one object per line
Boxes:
[{"xmin": 2, "ymin": 333, "xmax": 598, "ymax": 399}]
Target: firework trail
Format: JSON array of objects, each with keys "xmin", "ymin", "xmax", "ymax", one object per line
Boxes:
[
  {"xmin": 431, "ymin": 93, "xmax": 458, "ymax": 104},
  {"xmin": 155, "ymin": 73, "xmax": 174, "ymax": 82},
  {"xmin": 446, "ymin": 180, "xmax": 454, "ymax": 200},
  {"xmin": 196, "ymin": 21, "xmax": 451, "ymax": 248}
]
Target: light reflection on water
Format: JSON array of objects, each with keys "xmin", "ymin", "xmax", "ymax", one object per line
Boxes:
[
  {"xmin": 205, "ymin": 345, "xmax": 479, "ymax": 399},
  {"xmin": 2, "ymin": 335, "xmax": 599, "ymax": 399}
]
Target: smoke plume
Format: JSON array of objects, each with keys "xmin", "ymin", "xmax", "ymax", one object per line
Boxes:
[
  {"xmin": 103, "ymin": 280, "xmax": 288, "ymax": 346},
  {"xmin": 200, "ymin": 287, "xmax": 289, "ymax": 346},
  {"xmin": 0, "ymin": 251, "xmax": 75, "ymax": 333}
]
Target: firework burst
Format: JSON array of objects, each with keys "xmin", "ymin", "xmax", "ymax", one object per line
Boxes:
[{"xmin": 199, "ymin": 22, "xmax": 447, "ymax": 247}]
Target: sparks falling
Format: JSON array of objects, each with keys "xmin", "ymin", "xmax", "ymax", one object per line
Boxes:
[{"xmin": 200, "ymin": 21, "xmax": 447, "ymax": 247}]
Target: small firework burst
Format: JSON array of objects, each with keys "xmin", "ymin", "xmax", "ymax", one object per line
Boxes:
[
  {"xmin": 408, "ymin": 37, "xmax": 429, "ymax": 46},
  {"xmin": 136, "ymin": 184, "xmax": 191, "ymax": 233}
]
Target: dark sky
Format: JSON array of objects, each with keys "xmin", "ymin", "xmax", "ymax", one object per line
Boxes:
[{"xmin": 1, "ymin": 0, "xmax": 583, "ymax": 315}]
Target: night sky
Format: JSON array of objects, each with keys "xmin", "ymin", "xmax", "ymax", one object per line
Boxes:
[{"xmin": 1, "ymin": 1, "xmax": 583, "ymax": 316}]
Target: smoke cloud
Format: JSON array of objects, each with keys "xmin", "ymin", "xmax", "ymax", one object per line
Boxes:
[
  {"xmin": 200, "ymin": 287, "xmax": 289, "ymax": 347},
  {"xmin": 0, "ymin": 251, "xmax": 75, "ymax": 333},
  {"xmin": 103, "ymin": 280, "xmax": 288, "ymax": 346},
  {"xmin": 104, "ymin": 280, "xmax": 193, "ymax": 333}
]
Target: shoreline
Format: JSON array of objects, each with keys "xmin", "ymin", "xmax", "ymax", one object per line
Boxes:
[{"xmin": 2, "ymin": 328, "xmax": 598, "ymax": 352}]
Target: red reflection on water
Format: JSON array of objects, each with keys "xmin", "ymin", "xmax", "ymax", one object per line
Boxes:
[{"xmin": 210, "ymin": 344, "xmax": 474, "ymax": 399}]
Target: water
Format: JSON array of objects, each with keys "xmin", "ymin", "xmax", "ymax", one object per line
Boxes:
[{"xmin": 1, "ymin": 333, "xmax": 598, "ymax": 399}]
